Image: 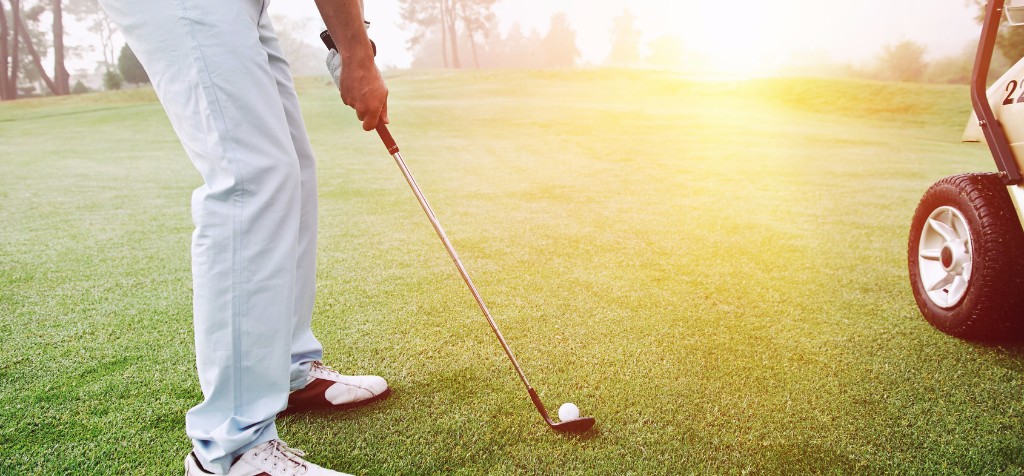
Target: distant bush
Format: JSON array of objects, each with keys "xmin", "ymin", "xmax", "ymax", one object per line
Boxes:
[
  {"xmin": 71, "ymin": 80, "xmax": 90, "ymax": 95},
  {"xmin": 876, "ymin": 40, "xmax": 928, "ymax": 83},
  {"xmin": 118, "ymin": 44, "xmax": 150, "ymax": 85},
  {"xmin": 103, "ymin": 70, "xmax": 123, "ymax": 91}
]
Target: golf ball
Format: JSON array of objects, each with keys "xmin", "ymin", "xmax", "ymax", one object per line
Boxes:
[{"xmin": 558, "ymin": 402, "xmax": 580, "ymax": 421}]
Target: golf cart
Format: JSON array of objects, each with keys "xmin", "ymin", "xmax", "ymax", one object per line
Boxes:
[{"xmin": 908, "ymin": 0, "xmax": 1024, "ymax": 340}]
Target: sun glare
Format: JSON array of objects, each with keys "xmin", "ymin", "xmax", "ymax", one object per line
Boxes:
[{"xmin": 667, "ymin": 2, "xmax": 789, "ymax": 79}]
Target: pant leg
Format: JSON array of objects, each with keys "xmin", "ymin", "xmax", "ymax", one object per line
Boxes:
[
  {"xmin": 97, "ymin": 0, "xmax": 300, "ymax": 472},
  {"xmin": 254, "ymin": 14, "xmax": 325, "ymax": 390}
]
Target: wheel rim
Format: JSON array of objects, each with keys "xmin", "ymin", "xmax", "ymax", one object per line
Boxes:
[{"xmin": 917, "ymin": 206, "xmax": 973, "ymax": 309}]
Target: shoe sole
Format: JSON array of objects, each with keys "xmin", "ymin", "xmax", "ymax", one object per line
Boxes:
[
  {"xmin": 280, "ymin": 386, "xmax": 392, "ymax": 416},
  {"xmin": 184, "ymin": 452, "xmax": 215, "ymax": 476}
]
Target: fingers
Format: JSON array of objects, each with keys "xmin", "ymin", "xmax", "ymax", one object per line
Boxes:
[
  {"xmin": 360, "ymin": 101, "xmax": 383, "ymax": 130},
  {"xmin": 356, "ymin": 99, "xmax": 380, "ymax": 130},
  {"xmin": 361, "ymin": 114, "xmax": 377, "ymax": 131},
  {"xmin": 357, "ymin": 89, "xmax": 388, "ymax": 131},
  {"xmin": 359, "ymin": 104, "xmax": 385, "ymax": 130}
]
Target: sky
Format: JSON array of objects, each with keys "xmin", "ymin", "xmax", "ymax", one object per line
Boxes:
[{"xmin": 268, "ymin": 0, "xmax": 984, "ymax": 73}]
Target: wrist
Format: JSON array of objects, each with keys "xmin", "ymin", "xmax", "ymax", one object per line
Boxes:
[
  {"xmin": 340, "ymin": 46, "xmax": 375, "ymax": 69},
  {"xmin": 336, "ymin": 29, "xmax": 374, "ymax": 60}
]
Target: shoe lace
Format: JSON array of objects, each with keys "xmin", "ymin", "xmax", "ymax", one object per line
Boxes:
[
  {"xmin": 255, "ymin": 440, "xmax": 309, "ymax": 475},
  {"xmin": 310, "ymin": 361, "xmax": 343, "ymax": 379}
]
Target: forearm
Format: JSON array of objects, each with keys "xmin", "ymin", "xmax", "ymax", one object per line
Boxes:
[
  {"xmin": 316, "ymin": 0, "xmax": 388, "ymax": 130},
  {"xmin": 314, "ymin": 0, "xmax": 373, "ymax": 62}
]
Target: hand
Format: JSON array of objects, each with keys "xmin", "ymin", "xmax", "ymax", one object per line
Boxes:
[
  {"xmin": 338, "ymin": 53, "xmax": 389, "ymax": 131},
  {"xmin": 326, "ymin": 48, "xmax": 388, "ymax": 131}
]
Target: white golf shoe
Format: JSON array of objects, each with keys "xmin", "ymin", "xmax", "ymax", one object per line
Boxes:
[
  {"xmin": 184, "ymin": 440, "xmax": 352, "ymax": 476},
  {"xmin": 286, "ymin": 361, "xmax": 390, "ymax": 413}
]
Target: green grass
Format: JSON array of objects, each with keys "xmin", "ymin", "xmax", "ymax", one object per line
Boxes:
[{"xmin": 3, "ymin": 70, "xmax": 1023, "ymax": 475}]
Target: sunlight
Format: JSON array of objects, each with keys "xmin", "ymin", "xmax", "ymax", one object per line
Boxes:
[{"xmin": 672, "ymin": 2, "xmax": 788, "ymax": 79}]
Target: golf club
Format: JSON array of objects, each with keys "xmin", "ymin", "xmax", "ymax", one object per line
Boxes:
[
  {"xmin": 374, "ymin": 124, "xmax": 596, "ymax": 433},
  {"xmin": 320, "ymin": 31, "xmax": 595, "ymax": 433}
]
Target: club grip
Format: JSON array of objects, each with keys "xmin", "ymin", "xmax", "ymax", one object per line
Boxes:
[
  {"xmin": 376, "ymin": 123, "xmax": 399, "ymax": 155},
  {"xmin": 319, "ymin": 30, "xmax": 336, "ymax": 51}
]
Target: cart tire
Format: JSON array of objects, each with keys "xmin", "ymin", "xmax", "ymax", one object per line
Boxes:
[{"xmin": 908, "ymin": 173, "xmax": 1024, "ymax": 341}]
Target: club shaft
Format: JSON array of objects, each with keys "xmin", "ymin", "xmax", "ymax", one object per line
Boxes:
[{"xmin": 387, "ymin": 149, "xmax": 535, "ymax": 392}]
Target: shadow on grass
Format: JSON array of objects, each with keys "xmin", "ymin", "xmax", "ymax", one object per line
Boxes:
[
  {"xmin": 557, "ymin": 427, "xmax": 600, "ymax": 442},
  {"xmin": 965, "ymin": 335, "xmax": 1024, "ymax": 372},
  {"xmin": 278, "ymin": 388, "xmax": 395, "ymax": 420}
]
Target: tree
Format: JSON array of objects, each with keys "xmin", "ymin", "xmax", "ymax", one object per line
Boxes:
[
  {"xmin": 607, "ymin": 9, "xmax": 641, "ymax": 66},
  {"xmin": 400, "ymin": 0, "xmax": 496, "ymax": 69},
  {"xmin": 925, "ymin": 42, "xmax": 975, "ymax": 85},
  {"xmin": 67, "ymin": 0, "xmax": 118, "ymax": 71},
  {"xmin": 70, "ymin": 77, "xmax": 87, "ymax": 93},
  {"xmin": 647, "ymin": 36, "xmax": 683, "ymax": 69},
  {"xmin": 102, "ymin": 69, "xmax": 120, "ymax": 90},
  {"xmin": 876, "ymin": 40, "xmax": 928, "ymax": 83},
  {"xmin": 409, "ymin": 29, "xmax": 442, "ymax": 68},
  {"xmin": 455, "ymin": 0, "xmax": 496, "ymax": 68},
  {"xmin": 18, "ymin": 9, "xmax": 60, "ymax": 94},
  {"xmin": 1, "ymin": 0, "xmax": 55, "ymax": 97},
  {"xmin": 1, "ymin": 0, "xmax": 70, "ymax": 98},
  {"xmin": 441, "ymin": 0, "xmax": 459, "ymax": 68},
  {"xmin": 541, "ymin": 12, "xmax": 578, "ymax": 68},
  {"xmin": 973, "ymin": 0, "xmax": 1024, "ymax": 62},
  {"xmin": 52, "ymin": 0, "xmax": 68, "ymax": 94},
  {"xmin": 8, "ymin": 0, "xmax": 21, "ymax": 98},
  {"xmin": 483, "ymin": 22, "xmax": 535, "ymax": 68},
  {"xmin": 1, "ymin": 0, "xmax": 10, "ymax": 99},
  {"xmin": 117, "ymin": 43, "xmax": 148, "ymax": 84},
  {"xmin": 498, "ymin": 23, "xmax": 527, "ymax": 67},
  {"xmin": 269, "ymin": 14, "xmax": 324, "ymax": 77},
  {"xmin": 400, "ymin": 0, "xmax": 444, "ymax": 66}
]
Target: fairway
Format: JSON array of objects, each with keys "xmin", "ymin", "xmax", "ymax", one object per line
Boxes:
[{"xmin": 2, "ymin": 70, "xmax": 1023, "ymax": 474}]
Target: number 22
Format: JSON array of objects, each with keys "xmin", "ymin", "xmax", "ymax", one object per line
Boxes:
[{"xmin": 1004, "ymin": 80, "xmax": 1024, "ymax": 105}]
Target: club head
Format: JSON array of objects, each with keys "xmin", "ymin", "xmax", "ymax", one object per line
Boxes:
[
  {"xmin": 549, "ymin": 416, "xmax": 596, "ymax": 433},
  {"xmin": 528, "ymin": 389, "xmax": 595, "ymax": 433}
]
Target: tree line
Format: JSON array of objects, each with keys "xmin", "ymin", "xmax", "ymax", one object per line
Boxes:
[
  {"xmin": 6, "ymin": 1, "xmax": 1024, "ymax": 97},
  {"xmin": 397, "ymin": 3, "xmax": 999, "ymax": 85},
  {"xmin": 1, "ymin": 0, "xmax": 69, "ymax": 99},
  {"xmin": 826, "ymin": 2, "xmax": 1023, "ymax": 85},
  {"xmin": 1, "ymin": 0, "xmax": 147, "ymax": 101},
  {"xmin": 401, "ymin": 5, "xmax": 680, "ymax": 70},
  {"xmin": 847, "ymin": 15, "xmax": 1024, "ymax": 86}
]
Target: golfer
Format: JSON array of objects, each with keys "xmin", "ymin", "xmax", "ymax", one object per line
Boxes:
[{"xmin": 96, "ymin": 0, "xmax": 389, "ymax": 474}]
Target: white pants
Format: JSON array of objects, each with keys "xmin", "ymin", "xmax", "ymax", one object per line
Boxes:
[{"xmin": 97, "ymin": 0, "xmax": 323, "ymax": 471}]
